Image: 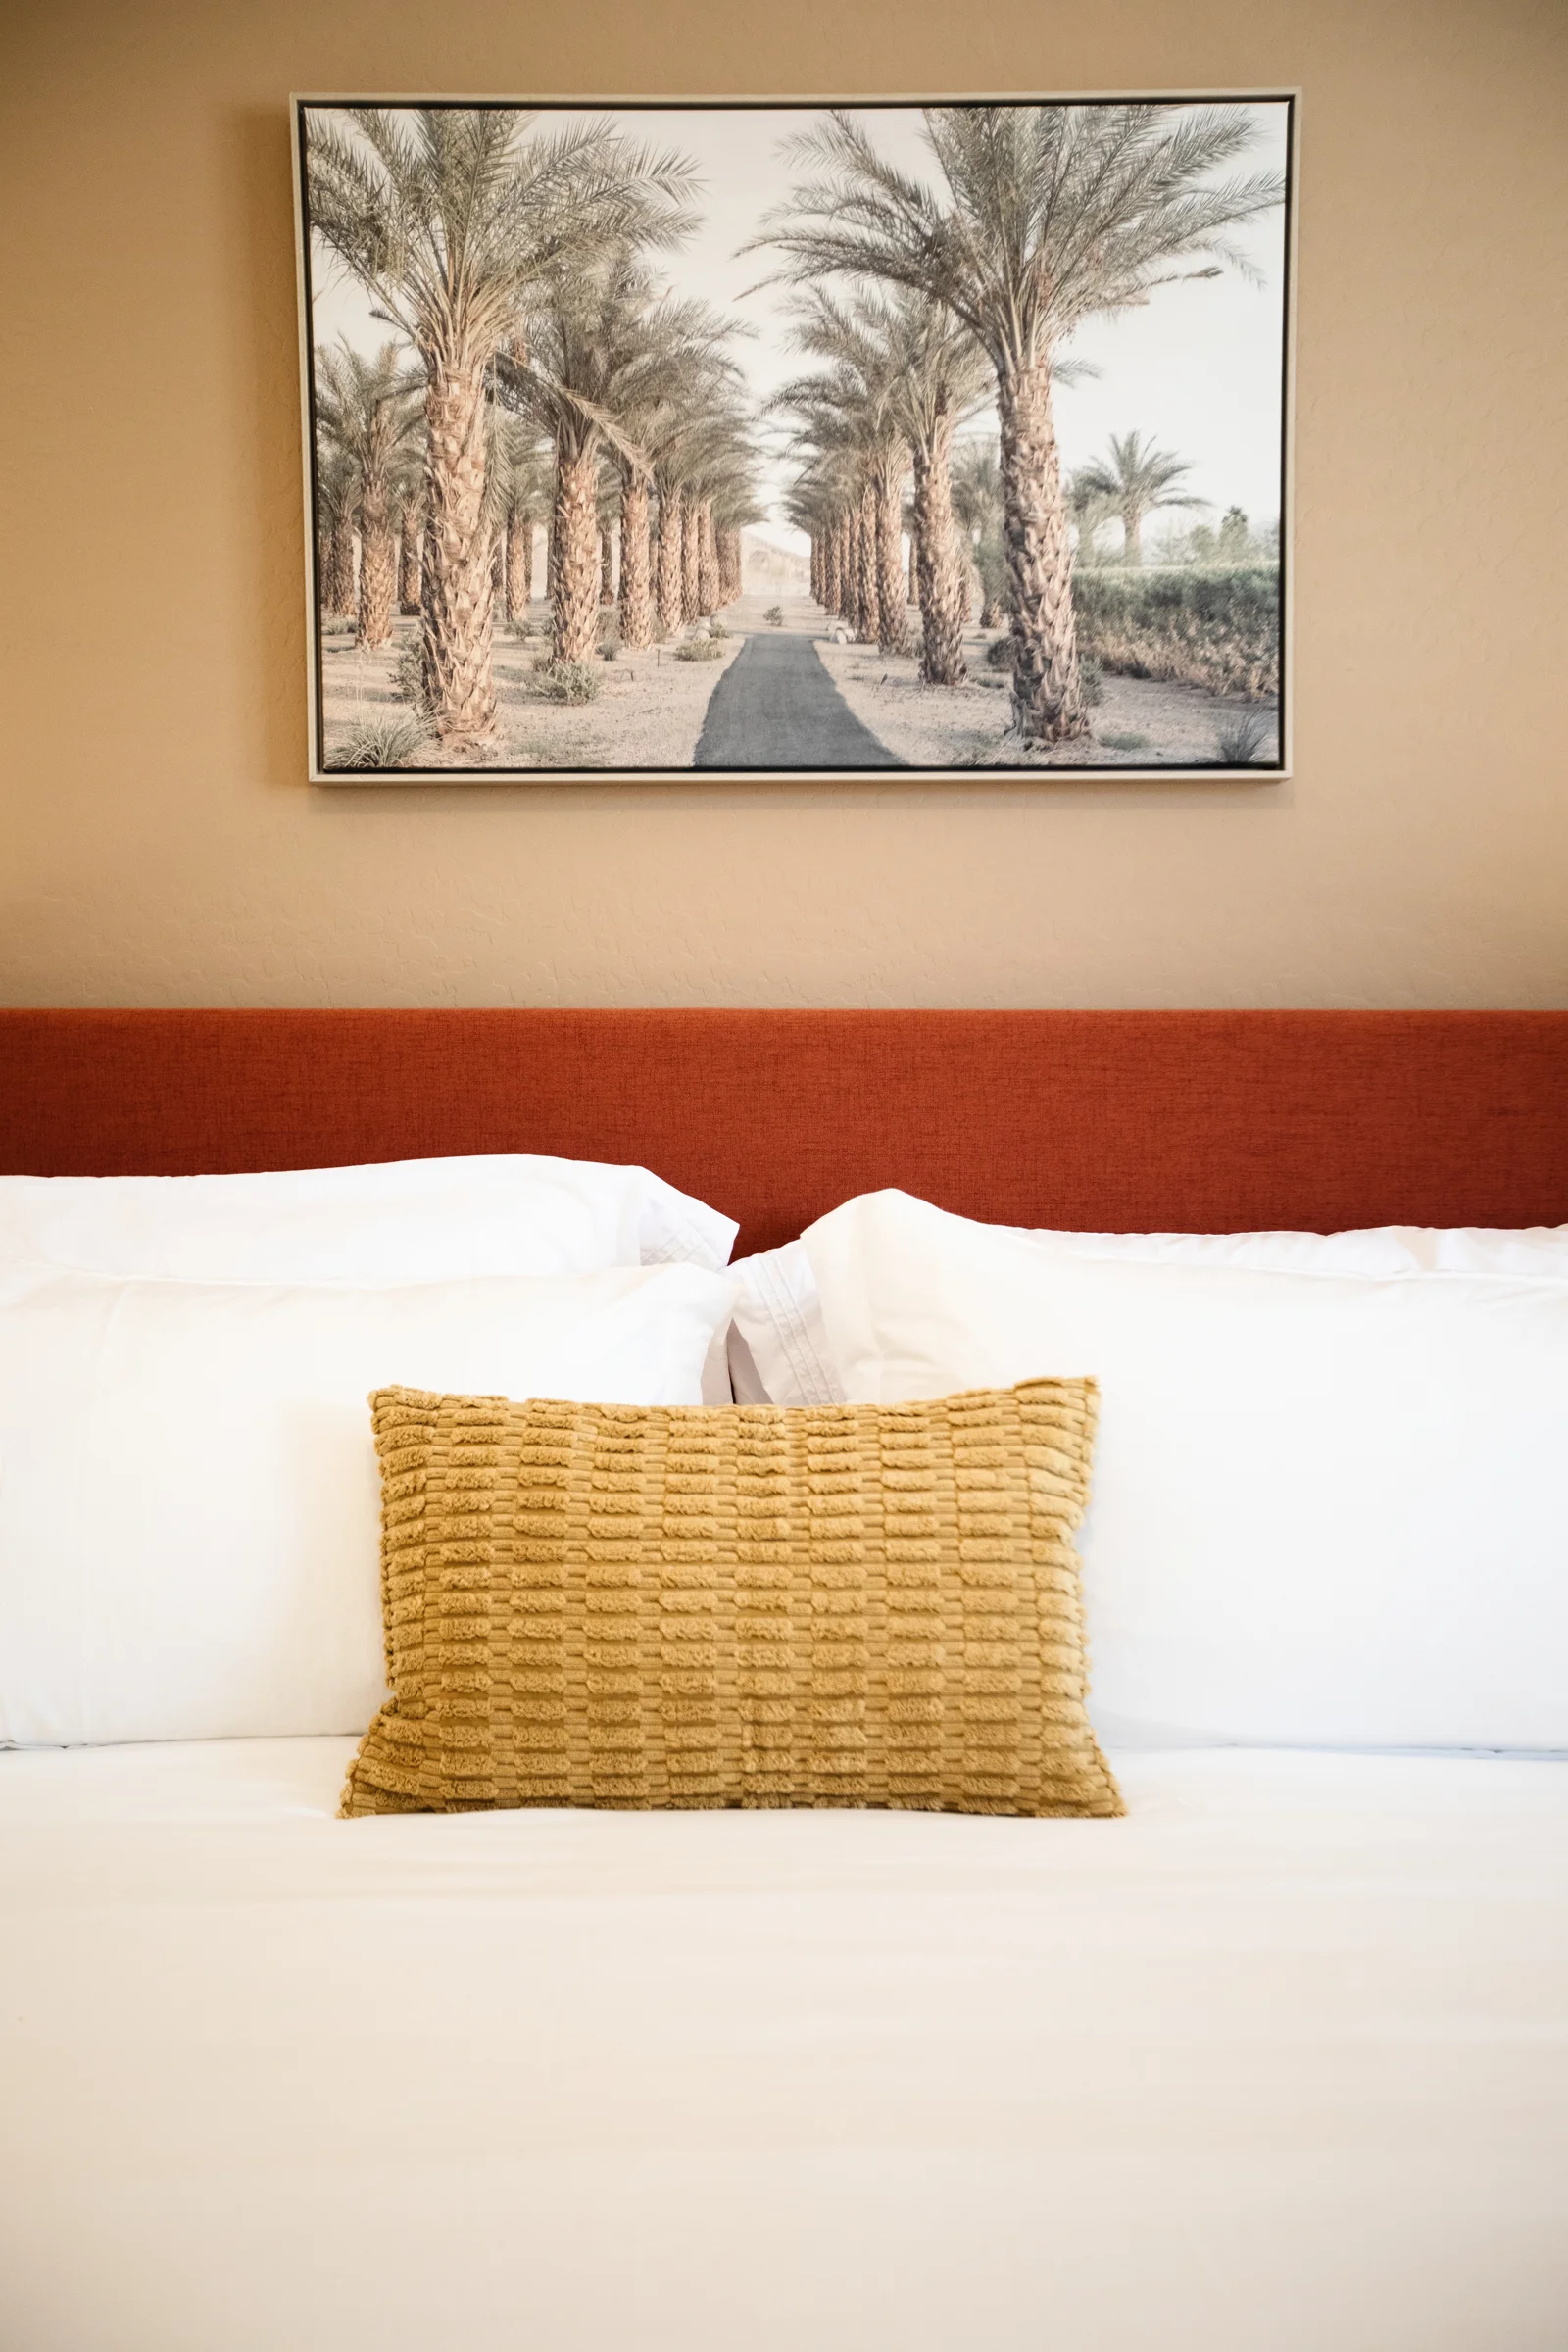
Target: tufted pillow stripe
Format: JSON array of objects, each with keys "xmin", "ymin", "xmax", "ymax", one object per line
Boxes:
[{"xmin": 342, "ymin": 1381, "xmax": 1122, "ymax": 1820}]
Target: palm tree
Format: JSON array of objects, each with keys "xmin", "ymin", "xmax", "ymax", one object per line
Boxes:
[
  {"xmin": 756, "ymin": 104, "xmax": 1283, "ymax": 743},
  {"xmin": 686, "ymin": 417, "xmax": 759, "ymax": 619},
  {"xmin": 498, "ymin": 249, "xmax": 725, "ymax": 664},
  {"xmin": 610, "ymin": 309, "xmax": 743, "ymax": 650},
  {"xmin": 775, "ymin": 294, "xmax": 914, "ymax": 656},
  {"xmin": 396, "ymin": 487, "xmax": 424, "ymax": 613},
  {"xmin": 1067, "ymin": 471, "xmax": 1117, "ymax": 568},
  {"xmin": 1075, "ymin": 430, "xmax": 1206, "ymax": 564},
  {"xmin": 951, "ymin": 440, "xmax": 1006, "ymax": 628},
  {"xmin": 772, "ymin": 379, "xmax": 883, "ymax": 645},
  {"xmin": 484, "ymin": 418, "xmax": 551, "ymax": 623},
  {"xmin": 306, "ymin": 106, "xmax": 695, "ymax": 746},
  {"xmin": 317, "ymin": 448, "xmax": 359, "ymax": 620},
  {"xmin": 314, "ymin": 339, "xmax": 425, "ymax": 647},
  {"xmin": 852, "ymin": 289, "xmax": 992, "ymax": 683}
]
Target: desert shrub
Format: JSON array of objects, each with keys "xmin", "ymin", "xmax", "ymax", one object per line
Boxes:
[
  {"xmin": 708, "ymin": 618, "xmax": 729, "ymax": 639},
  {"xmin": 1098, "ymin": 728, "xmax": 1152, "ymax": 753},
  {"xmin": 763, "ymin": 605, "xmax": 784, "ymax": 626},
  {"xmin": 530, "ymin": 660, "xmax": 602, "ymax": 704},
  {"xmin": 1213, "ymin": 710, "xmax": 1274, "ymax": 764},
  {"xmin": 1078, "ymin": 653, "xmax": 1104, "ymax": 708},
  {"xmin": 1071, "ymin": 565, "xmax": 1280, "ymax": 700},
  {"xmin": 326, "ymin": 714, "xmax": 430, "ymax": 770},
  {"xmin": 984, "ymin": 634, "xmax": 1014, "ymax": 670},
  {"xmin": 673, "ymin": 635, "xmax": 726, "ymax": 662}
]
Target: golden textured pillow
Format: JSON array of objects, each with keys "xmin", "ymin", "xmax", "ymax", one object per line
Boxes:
[{"xmin": 341, "ymin": 1380, "xmax": 1122, "ymax": 1820}]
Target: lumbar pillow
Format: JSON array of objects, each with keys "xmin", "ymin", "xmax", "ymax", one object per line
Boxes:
[
  {"xmin": 340, "ymin": 1380, "xmax": 1122, "ymax": 1820},
  {"xmin": 0, "ymin": 1261, "xmax": 736, "ymax": 1746},
  {"xmin": 798, "ymin": 1189, "xmax": 1568, "ymax": 1753},
  {"xmin": 0, "ymin": 1153, "xmax": 737, "ymax": 1284}
]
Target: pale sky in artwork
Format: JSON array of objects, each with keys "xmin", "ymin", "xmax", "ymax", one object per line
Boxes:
[{"xmin": 308, "ymin": 101, "xmax": 1291, "ymax": 554}]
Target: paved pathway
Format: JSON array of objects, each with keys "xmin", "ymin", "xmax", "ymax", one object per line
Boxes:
[{"xmin": 694, "ymin": 632, "xmax": 905, "ymax": 769}]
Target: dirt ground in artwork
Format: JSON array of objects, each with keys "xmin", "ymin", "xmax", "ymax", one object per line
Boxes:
[
  {"xmin": 812, "ymin": 622, "xmax": 1281, "ymax": 770},
  {"xmin": 319, "ymin": 593, "xmax": 1279, "ymax": 774},
  {"xmin": 319, "ymin": 606, "xmax": 743, "ymax": 773}
]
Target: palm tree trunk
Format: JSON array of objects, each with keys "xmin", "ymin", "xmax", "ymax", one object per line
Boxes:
[
  {"xmin": 834, "ymin": 514, "xmax": 850, "ymax": 618},
  {"xmin": 551, "ymin": 433, "xmax": 601, "ymax": 666},
  {"xmin": 505, "ymin": 506, "xmax": 531, "ymax": 622},
  {"xmin": 680, "ymin": 499, "xmax": 700, "ymax": 625},
  {"xmin": 325, "ymin": 503, "xmax": 357, "ymax": 619},
  {"xmin": 873, "ymin": 458, "xmax": 908, "ymax": 656},
  {"xmin": 618, "ymin": 472, "xmax": 654, "ymax": 652},
  {"xmin": 420, "ymin": 351, "xmax": 497, "ymax": 749},
  {"xmin": 913, "ymin": 410, "xmax": 967, "ymax": 688},
  {"xmin": 357, "ymin": 482, "xmax": 397, "ymax": 647},
  {"xmin": 398, "ymin": 503, "xmax": 421, "ymax": 615},
  {"xmin": 997, "ymin": 357, "xmax": 1087, "ymax": 744},
  {"xmin": 857, "ymin": 483, "xmax": 880, "ymax": 645},
  {"xmin": 697, "ymin": 500, "xmax": 718, "ymax": 615},
  {"xmin": 420, "ymin": 512, "xmax": 437, "ymax": 622},
  {"xmin": 907, "ymin": 529, "xmax": 917, "ymax": 608},
  {"xmin": 657, "ymin": 485, "xmax": 683, "ymax": 635},
  {"xmin": 1122, "ymin": 499, "xmax": 1144, "ymax": 565},
  {"xmin": 600, "ymin": 528, "xmax": 615, "ymax": 607}
]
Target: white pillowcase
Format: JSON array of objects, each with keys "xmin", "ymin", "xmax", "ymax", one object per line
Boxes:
[
  {"xmin": 729, "ymin": 1218, "xmax": 1568, "ymax": 1407},
  {"xmin": 0, "ymin": 1260, "xmax": 736, "ymax": 1748},
  {"xmin": 0, "ymin": 1153, "xmax": 737, "ymax": 1284},
  {"xmin": 795, "ymin": 1190, "xmax": 1568, "ymax": 1754}
]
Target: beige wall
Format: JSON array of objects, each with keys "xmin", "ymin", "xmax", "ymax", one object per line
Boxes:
[{"xmin": 3, "ymin": 0, "xmax": 1565, "ymax": 1009}]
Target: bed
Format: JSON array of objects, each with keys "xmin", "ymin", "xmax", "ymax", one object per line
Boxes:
[{"xmin": 3, "ymin": 1008, "xmax": 1567, "ymax": 2352}]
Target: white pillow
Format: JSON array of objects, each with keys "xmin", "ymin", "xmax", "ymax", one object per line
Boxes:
[
  {"xmin": 730, "ymin": 1219, "xmax": 1568, "ymax": 1407},
  {"xmin": 728, "ymin": 1240, "xmax": 848, "ymax": 1406},
  {"xmin": 798, "ymin": 1190, "xmax": 1568, "ymax": 1753},
  {"xmin": 0, "ymin": 1153, "xmax": 736, "ymax": 1283},
  {"xmin": 0, "ymin": 1260, "xmax": 736, "ymax": 1747}
]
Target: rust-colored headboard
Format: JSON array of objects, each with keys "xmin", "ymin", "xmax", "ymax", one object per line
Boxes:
[{"xmin": 2, "ymin": 1008, "xmax": 1565, "ymax": 1256}]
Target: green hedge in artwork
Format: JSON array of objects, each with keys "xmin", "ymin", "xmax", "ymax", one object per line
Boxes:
[{"xmin": 1071, "ymin": 565, "xmax": 1280, "ymax": 700}]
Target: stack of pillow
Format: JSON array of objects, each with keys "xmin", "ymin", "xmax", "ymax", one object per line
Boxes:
[
  {"xmin": 3, "ymin": 1158, "xmax": 1564, "ymax": 1808},
  {"xmin": 729, "ymin": 1192, "xmax": 1568, "ymax": 1754},
  {"xmin": 0, "ymin": 1157, "xmax": 738, "ymax": 1746}
]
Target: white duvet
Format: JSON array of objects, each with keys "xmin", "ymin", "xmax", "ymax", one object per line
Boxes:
[{"xmin": 3, "ymin": 1740, "xmax": 1565, "ymax": 2352}]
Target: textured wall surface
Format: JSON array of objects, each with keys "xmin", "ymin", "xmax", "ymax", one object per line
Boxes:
[{"xmin": 2, "ymin": 0, "xmax": 1564, "ymax": 1010}]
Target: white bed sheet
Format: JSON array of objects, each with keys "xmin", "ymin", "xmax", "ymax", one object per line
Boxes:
[{"xmin": 2, "ymin": 1739, "xmax": 1564, "ymax": 2352}]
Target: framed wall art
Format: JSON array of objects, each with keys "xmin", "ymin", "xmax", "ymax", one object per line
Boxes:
[{"xmin": 292, "ymin": 95, "xmax": 1296, "ymax": 782}]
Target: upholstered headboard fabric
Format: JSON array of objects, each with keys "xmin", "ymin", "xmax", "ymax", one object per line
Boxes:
[{"xmin": 2, "ymin": 1009, "xmax": 1564, "ymax": 1257}]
